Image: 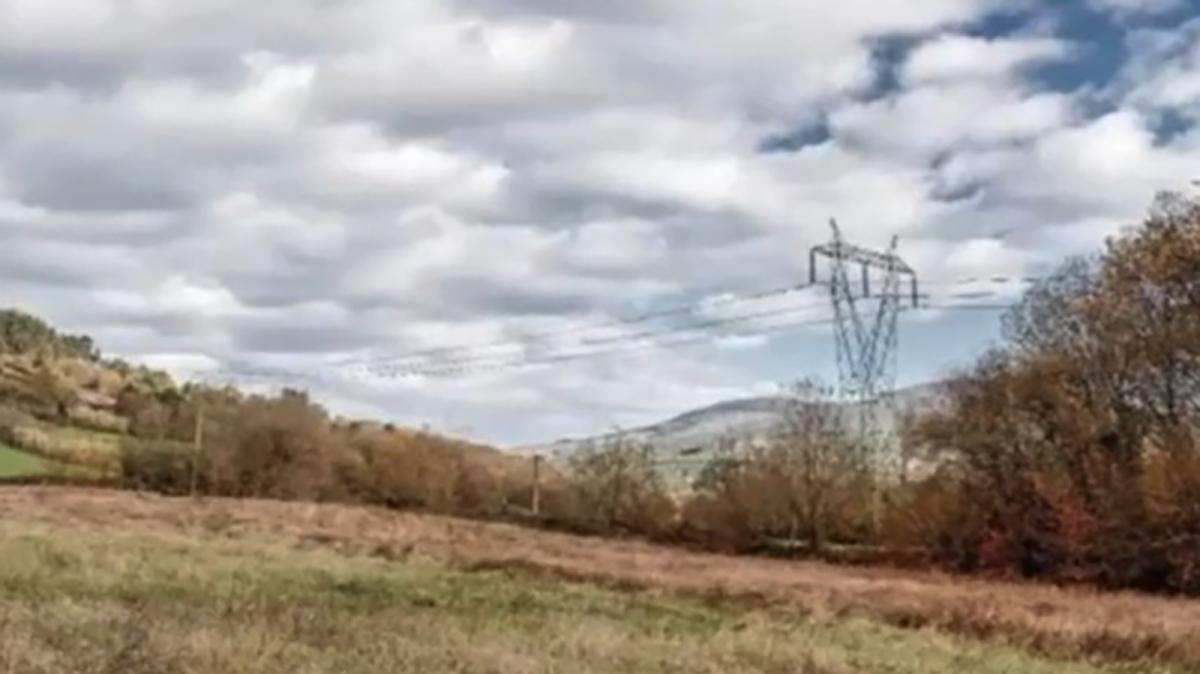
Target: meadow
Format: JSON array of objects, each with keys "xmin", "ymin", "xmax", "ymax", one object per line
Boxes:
[
  {"xmin": 0, "ymin": 486, "xmax": 1194, "ymax": 674},
  {"xmin": 0, "ymin": 444, "xmax": 46, "ymax": 478}
]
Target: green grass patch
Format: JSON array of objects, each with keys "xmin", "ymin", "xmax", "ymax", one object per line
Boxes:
[
  {"xmin": 0, "ymin": 443, "xmax": 49, "ymax": 477},
  {"xmin": 1, "ymin": 421, "xmax": 126, "ymax": 476}
]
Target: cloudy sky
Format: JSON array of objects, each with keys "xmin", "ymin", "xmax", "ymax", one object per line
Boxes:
[{"xmin": 2, "ymin": 0, "xmax": 1199, "ymax": 445}]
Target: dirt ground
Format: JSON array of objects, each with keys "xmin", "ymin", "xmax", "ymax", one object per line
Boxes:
[{"xmin": 2, "ymin": 486, "xmax": 1196, "ymax": 669}]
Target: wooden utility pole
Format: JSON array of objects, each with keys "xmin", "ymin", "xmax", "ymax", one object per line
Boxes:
[
  {"xmin": 531, "ymin": 454, "xmax": 542, "ymax": 516},
  {"xmin": 190, "ymin": 403, "xmax": 204, "ymax": 497}
]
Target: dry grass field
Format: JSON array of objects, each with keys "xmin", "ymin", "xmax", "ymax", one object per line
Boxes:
[{"xmin": 0, "ymin": 486, "xmax": 1196, "ymax": 673}]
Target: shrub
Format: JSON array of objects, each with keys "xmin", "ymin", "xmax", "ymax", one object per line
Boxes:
[
  {"xmin": 337, "ymin": 427, "xmax": 465, "ymax": 512},
  {"xmin": 120, "ymin": 439, "xmax": 201, "ymax": 495},
  {"xmin": 203, "ymin": 391, "xmax": 338, "ymax": 501},
  {"xmin": 680, "ymin": 387, "xmax": 867, "ymax": 553},
  {"xmin": 562, "ymin": 439, "xmax": 676, "ymax": 536}
]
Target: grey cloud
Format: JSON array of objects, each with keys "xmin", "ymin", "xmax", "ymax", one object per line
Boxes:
[
  {"xmin": 0, "ymin": 0, "xmax": 370, "ymax": 92},
  {"xmin": 229, "ymin": 322, "xmax": 383, "ymax": 355},
  {"xmin": 430, "ymin": 272, "xmax": 597, "ymax": 318},
  {"xmin": 0, "ymin": 234, "xmax": 152, "ymax": 289},
  {"xmin": 0, "ymin": 0, "xmax": 1194, "ymax": 443},
  {"xmin": 10, "ymin": 146, "xmax": 194, "ymax": 212}
]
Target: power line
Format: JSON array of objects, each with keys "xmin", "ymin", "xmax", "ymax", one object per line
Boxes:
[
  {"xmin": 915, "ymin": 303, "xmax": 1018, "ymax": 312},
  {"xmin": 327, "ymin": 281, "xmax": 819, "ymax": 370},
  {"xmin": 197, "ymin": 265, "xmax": 1039, "ymax": 389},
  {"xmin": 362, "ymin": 300, "xmax": 840, "ymax": 377},
  {"xmin": 365, "ymin": 290, "xmax": 943, "ymax": 377},
  {"xmin": 921, "ymin": 275, "xmax": 1041, "ymax": 286},
  {"xmin": 198, "ymin": 271, "xmax": 1041, "ymax": 391},
  {"xmin": 211, "ymin": 312, "xmax": 839, "ymax": 385},
  {"xmin": 211, "ymin": 300, "xmax": 1019, "ymax": 386},
  {"xmin": 338, "ymin": 292, "xmax": 835, "ymax": 375},
  {"xmin": 306, "ymin": 274, "xmax": 1036, "ymax": 377},
  {"xmin": 379, "ymin": 312, "xmax": 839, "ymax": 377},
  {"xmin": 332, "ymin": 284, "xmax": 1006, "ymax": 376},
  {"xmin": 210, "ymin": 302, "xmax": 826, "ymax": 383}
]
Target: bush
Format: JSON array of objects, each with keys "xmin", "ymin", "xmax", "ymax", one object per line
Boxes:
[
  {"xmin": 120, "ymin": 439, "xmax": 201, "ymax": 495},
  {"xmin": 678, "ymin": 491, "xmax": 754, "ymax": 551},
  {"xmin": 203, "ymin": 392, "xmax": 338, "ymax": 501},
  {"xmin": 679, "ymin": 389, "xmax": 867, "ymax": 554},
  {"xmin": 561, "ymin": 439, "xmax": 677, "ymax": 537},
  {"xmin": 337, "ymin": 427, "xmax": 467, "ymax": 512},
  {"xmin": 67, "ymin": 404, "xmax": 129, "ymax": 434}
]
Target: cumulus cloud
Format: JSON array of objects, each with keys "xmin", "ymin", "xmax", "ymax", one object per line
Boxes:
[
  {"xmin": 0, "ymin": 0, "xmax": 1197, "ymax": 444},
  {"xmin": 1114, "ymin": 17, "xmax": 1200, "ymax": 121},
  {"xmin": 902, "ymin": 34, "xmax": 1073, "ymax": 85}
]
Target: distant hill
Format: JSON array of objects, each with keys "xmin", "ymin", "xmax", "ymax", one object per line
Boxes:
[
  {"xmin": 527, "ymin": 383, "xmax": 947, "ymax": 486},
  {"xmin": 0, "ymin": 308, "xmax": 528, "ymax": 498}
]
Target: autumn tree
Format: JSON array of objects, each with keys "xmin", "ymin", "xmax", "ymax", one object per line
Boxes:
[
  {"xmin": 909, "ymin": 192, "xmax": 1200, "ymax": 591},
  {"xmin": 566, "ymin": 437, "xmax": 675, "ymax": 535},
  {"xmin": 203, "ymin": 389, "xmax": 339, "ymax": 501},
  {"xmin": 684, "ymin": 382, "xmax": 865, "ymax": 553}
]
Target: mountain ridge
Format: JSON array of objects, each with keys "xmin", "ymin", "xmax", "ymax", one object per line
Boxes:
[{"xmin": 528, "ymin": 382, "xmax": 948, "ymax": 479}]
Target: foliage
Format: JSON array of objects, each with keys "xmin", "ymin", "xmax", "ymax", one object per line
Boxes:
[
  {"xmin": 337, "ymin": 425, "xmax": 474, "ymax": 513},
  {"xmin": 0, "ymin": 309, "xmax": 97, "ymax": 360},
  {"xmin": 562, "ymin": 438, "xmax": 676, "ymax": 535},
  {"xmin": 202, "ymin": 390, "xmax": 339, "ymax": 501},
  {"xmin": 119, "ymin": 438, "xmax": 201, "ymax": 494},
  {"xmin": 905, "ymin": 192, "xmax": 1200, "ymax": 592},
  {"xmin": 681, "ymin": 383, "xmax": 868, "ymax": 552}
]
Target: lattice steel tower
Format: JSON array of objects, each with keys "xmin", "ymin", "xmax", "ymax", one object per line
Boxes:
[{"xmin": 809, "ymin": 220, "xmax": 919, "ymax": 465}]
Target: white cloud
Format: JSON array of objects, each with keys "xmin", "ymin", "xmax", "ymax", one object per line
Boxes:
[
  {"xmin": 0, "ymin": 0, "xmax": 1197, "ymax": 444},
  {"xmin": 832, "ymin": 33, "xmax": 1076, "ymax": 159},
  {"xmin": 832, "ymin": 84, "xmax": 1073, "ymax": 158},
  {"xmin": 1115, "ymin": 18, "xmax": 1200, "ymax": 119},
  {"xmin": 1002, "ymin": 111, "xmax": 1199, "ymax": 212},
  {"xmin": 903, "ymin": 35, "xmax": 1072, "ymax": 85}
]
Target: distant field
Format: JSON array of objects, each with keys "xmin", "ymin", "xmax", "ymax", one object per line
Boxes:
[
  {"xmin": 0, "ymin": 444, "xmax": 47, "ymax": 478},
  {"xmin": 1, "ymin": 422, "xmax": 126, "ymax": 477},
  {"xmin": 0, "ymin": 487, "xmax": 1196, "ymax": 673}
]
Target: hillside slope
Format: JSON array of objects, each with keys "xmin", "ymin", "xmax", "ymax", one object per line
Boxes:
[
  {"xmin": 0, "ymin": 310, "xmax": 532, "ymax": 519},
  {"xmin": 530, "ymin": 383, "xmax": 946, "ymax": 480}
]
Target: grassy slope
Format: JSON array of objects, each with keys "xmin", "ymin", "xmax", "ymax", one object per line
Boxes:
[
  {"xmin": 1, "ymin": 488, "xmax": 1190, "ymax": 674},
  {"xmin": 0, "ymin": 419, "xmax": 126, "ymax": 480},
  {"xmin": 0, "ymin": 525, "xmax": 1126, "ymax": 674},
  {"xmin": 0, "ymin": 444, "xmax": 47, "ymax": 478}
]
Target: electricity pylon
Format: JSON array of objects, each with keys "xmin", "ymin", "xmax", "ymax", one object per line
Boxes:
[{"xmin": 809, "ymin": 220, "xmax": 919, "ymax": 470}]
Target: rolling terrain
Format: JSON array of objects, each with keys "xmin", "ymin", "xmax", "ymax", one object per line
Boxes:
[
  {"xmin": 0, "ymin": 486, "xmax": 1194, "ymax": 673},
  {"xmin": 530, "ymin": 383, "xmax": 946, "ymax": 484}
]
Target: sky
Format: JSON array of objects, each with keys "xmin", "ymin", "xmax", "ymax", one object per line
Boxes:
[{"xmin": 2, "ymin": 0, "xmax": 1199, "ymax": 446}]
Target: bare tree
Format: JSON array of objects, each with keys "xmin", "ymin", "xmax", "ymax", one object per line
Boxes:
[
  {"xmin": 688, "ymin": 380, "xmax": 865, "ymax": 554},
  {"xmin": 566, "ymin": 436, "xmax": 675, "ymax": 535}
]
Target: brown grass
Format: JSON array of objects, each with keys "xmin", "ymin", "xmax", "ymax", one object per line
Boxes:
[{"xmin": 1, "ymin": 486, "xmax": 1197, "ymax": 671}]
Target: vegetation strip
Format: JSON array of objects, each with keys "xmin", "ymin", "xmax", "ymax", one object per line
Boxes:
[
  {"xmin": 0, "ymin": 521, "xmax": 1140, "ymax": 674},
  {"xmin": 0, "ymin": 486, "xmax": 1195, "ymax": 673}
]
